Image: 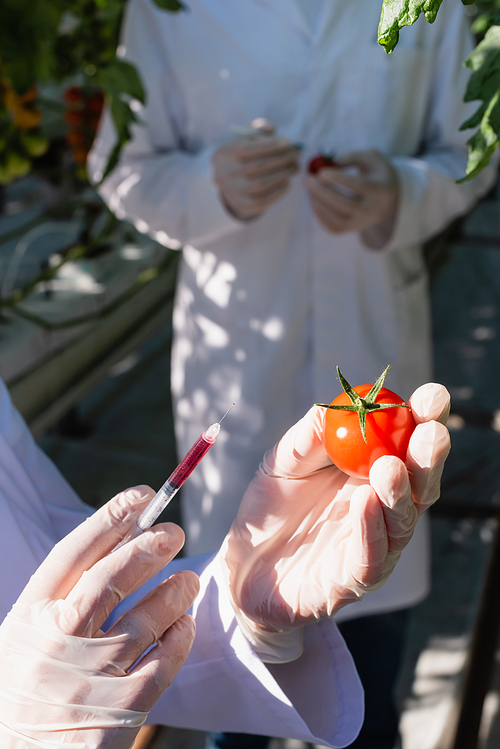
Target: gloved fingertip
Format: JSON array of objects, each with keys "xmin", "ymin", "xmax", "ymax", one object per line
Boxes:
[
  {"xmin": 166, "ymin": 569, "xmax": 200, "ymax": 603},
  {"xmin": 348, "ymin": 485, "xmax": 389, "ymax": 587},
  {"xmin": 123, "ymin": 484, "xmax": 154, "ymax": 499},
  {"xmin": 409, "ymin": 383, "xmax": 451, "ymax": 425},
  {"xmin": 369, "ymin": 455, "xmax": 410, "ymax": 509},
  {"xmin": 350, "ymin": 484, "xmax": 386, "ymax": 539},
  {"xmin": 171, "ymin": 613, "xmax": 197, "ymax": 638},
  {"xmin": 408, "ymin": 420, "xmax": 451, "ymax": 468},
  {"xmin": 270, "ymin": 405, "xmax": 331, "ymax": 476},
  {"xmin": 251, "ymin": 117, "xmax": 275, "ymax": 135},
  {"xmin": 107, "ymin": 486, "xmax": 156, "ymax": 525},
  {"xmin": 154, "ymin": 523, "xmax": 186, "ymax": 557}
]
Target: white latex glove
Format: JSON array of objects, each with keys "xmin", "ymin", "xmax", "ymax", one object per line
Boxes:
[
  {"xmin": 0, "ymin": 486, "xmax": 200, "ymax": 749},
  {"xmin": 213, "ymin": 120, "xmax": 300, "ymax": 221},
  {"xmin": 306, "ymin": 149, "xmax": 399, "ymax": 249},
  {"xmin": 222, "ymin": 383, "xmax": 450, "ymax": 663}
]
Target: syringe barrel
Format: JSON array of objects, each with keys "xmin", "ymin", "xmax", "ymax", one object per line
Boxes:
[
  {"xmin": 137, "ymin": 480, "xmax": 179, "ymax": 530},
  {"xmin": 137, "ymin": 430, "xmax": 217, "ymax": 531},
  {"xmin": 168, "ymin": 430, "xmax": 216, "ymax": 488},
  {"xmin": 111, "ymin": 423, "xmax": 224, "ymax": 547}
]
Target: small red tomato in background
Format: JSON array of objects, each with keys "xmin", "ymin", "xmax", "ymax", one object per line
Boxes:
[
  {"xmin": 64, "ymin": 109, "xmax": 85, "ymax": 127},
  {"xmin": 63, "ymin": 86, "xmax": 85, "ymax": 104},
  {"xmin": 308, "ymin": 154, "xmax": 338, "ymax": 175},
  {"xmin": 63, "ymin": 88, "xmax": 105, "ymax": 172},
  {"xmin": 318, "ymin": 366, "xmax": 415, "ymax": 479}
]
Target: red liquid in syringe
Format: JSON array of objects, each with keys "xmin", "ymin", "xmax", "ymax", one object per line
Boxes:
[
  {"xmin": 168, "ymin": 426, "xmax": 218, "ymax": 491},
  {"xmin": 135, "ymin": 405, "xmax": 235, "ymax": 532}
]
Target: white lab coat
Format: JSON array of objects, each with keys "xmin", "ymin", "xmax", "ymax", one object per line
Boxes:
[
  {"xmin": 89, "ymin": 0, "xmax": 493, "ymax": 615},
  {"xmin": 0, "ymin": 376, "xmax": 363, "ymax": 747}
]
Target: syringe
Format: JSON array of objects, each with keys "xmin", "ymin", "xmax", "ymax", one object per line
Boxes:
[{"xmin": 115, "ymin": 404, "xmax": 234, "ymax": 549}]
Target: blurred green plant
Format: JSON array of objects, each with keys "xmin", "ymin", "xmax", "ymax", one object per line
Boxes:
[
  {"xmin": 379, "ymin": 0, "xmax": 500, "ymax": 181},
  {"xmin": 2, "ymin": 0, "xmax": 500, "ymax": 187},
  {"xmin": 0, "ymin": 0, "xmax": 184, "ymax": 184}
]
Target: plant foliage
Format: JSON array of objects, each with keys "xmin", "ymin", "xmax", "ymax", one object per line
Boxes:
[
  {"xmin": 1, "ymin": 0, "xmax": 500, "ymax": 184},
  {"xmin": 0, "ymin": 0, "xmax": 184, "ymax": 183},
  {"xmin": 378, "ymin": 0, "xmax": 445, "ymax": 54},
  {"xmin": 378, "ymin": 0, "xmax": 500, "ymax": 180}
]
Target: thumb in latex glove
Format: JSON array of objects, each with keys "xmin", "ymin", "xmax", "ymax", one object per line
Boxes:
[
  {"xmin": 213, "ymin": 120, "xmax": 299, "ymax": 221},
  {"xmin": 306, "ymin": 148, "xmax": 399, "ymax": 249},
  {"xmin": 222, "ymin": 383, "xmax": 450, "ymax": 662},
  {"xmin": 0, "ymin": 486, "xmax": 200, "ymax": 749}
]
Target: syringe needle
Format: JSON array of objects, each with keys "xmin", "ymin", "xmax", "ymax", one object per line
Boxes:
[{"xmin": 218, "ymin": 403, "xmax": 235, "ymax": 424}]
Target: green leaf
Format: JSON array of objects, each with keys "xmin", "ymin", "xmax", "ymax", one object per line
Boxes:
[
  {"xmin": 97, "ymin": 140, "xmax": 122, "ymax": 183},
  {"xmin": 463, "ymin": 25, "xmax": 500, "ymax": 92},
  {"xmin": 378, "ymin": 0, "xmax": 444, "ymax": 54},
  {"xmin": 91, "ymin": 58, "xmax": 146, "ymax": 181},
  {"xmin": 459, "ymin": 24, "xmax": 500, "ymax": 180},
  {"xmin": 95, "ymin": 58, "xmax": 146, "ymax": 104},
  {"xmin": 96, "ymin": 96, "xmax": 140, "ymax": 182},
  {"xmin": 316, "ymin": 405, "xmax": 361, "ymax": 412},
  {"xmin": 109, "ymin": 95, "xmax": 139, "ymax": 139},
  {"xmin": 358, "ymin": 410, "xmax": 368, "ymax": 443},
  {"xmin": 0, "ymin": 0, "xmax": 62, "ymax": 90},
  {"xmin": 472, "ymin": 13, "xmax": 493, "ymax": 35},
  {"xmin": 460, "ymin": 101, "xmax": 487, "ymax": 131},
  {"xmin": 151, "ymin": 0, "xmax": 187, "ymax": 10},
  {"xmin": 364, "ymin": 365, "xmax": 390, "ymax": 404},
  {"xmin": 336, "ymin": 366, "xmax": 363, "ymax": 409},
  {"xmin": 458, "ymin": 94, "xmax": 500, "ymax": 181}
]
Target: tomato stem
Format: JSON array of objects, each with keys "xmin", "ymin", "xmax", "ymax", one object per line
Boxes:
[{"xmin": 315, "ymin": 365, "xmax": 411, "ymax": 443}]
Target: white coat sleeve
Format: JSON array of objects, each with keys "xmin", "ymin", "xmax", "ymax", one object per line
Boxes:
[
  {"xmin": 0, "ymin": 377, "xmax": 93, "ymax": 625},
  {"xmin": 385, "ymin": 3, "xmax": 498, "ymax": 252},
  {"xmin": 87, "ymin": 0, "xmax": 241, "ymax": 248},
  {"xmin": 111, "ymin": 552, "xmax": 364, "ymax": 749}
]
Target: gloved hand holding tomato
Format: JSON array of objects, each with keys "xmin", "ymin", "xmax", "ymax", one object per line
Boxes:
[{"xmin": 221, "ymin": 374, "xmax": 450, "ymax": 662}]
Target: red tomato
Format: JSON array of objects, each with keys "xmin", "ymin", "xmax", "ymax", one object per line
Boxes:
[
  {"xmin": 323, "ymin": 383, "xmax": 415, "ymax": 480},
  {"xmin": 63, "ymin": 86, "xmax": 85, "ymax": 104},
  {"xmin": 72, "ymin": 148, "xmax": 89, "ymax": 166},
  {"xmin": 308, "ymin": 154, "xmax": 338, "ymax": 175},
  {"xmin": 66, "ymin": 129, "xmax": 87, "ymax": 147},
  {"xmin": 64, "ymin": 109, "xmax": 85, "ymax": 126},
  {"xmin": 87, "ymin": 92, "xmax": 104, "ymax": 114}
]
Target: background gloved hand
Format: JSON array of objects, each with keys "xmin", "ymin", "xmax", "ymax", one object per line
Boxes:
[
  {"xmin": 306, "ymin": 148, "xmax": 399, "ymax": 249},
  {"xmin": 213, "ymin": 119, "xmax": 300, "ymax": 221},
  {"xmin": 222, "ymin": 383, "xmax": 450, "ymax": 663},
  {"xmin": 0, "ymin": 487, "xmax": 199, "ymax": 749}
]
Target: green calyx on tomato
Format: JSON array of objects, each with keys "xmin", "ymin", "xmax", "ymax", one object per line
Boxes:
[
  {"xmin": 316, "ymin": 366, "xmax": 416, "ymax": 480},
  {"xmin": 316, "ymin": 365, "xmax": 410, "ymax": 443}
]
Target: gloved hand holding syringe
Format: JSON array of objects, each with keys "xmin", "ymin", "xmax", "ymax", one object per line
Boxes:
[{"xmin": 116, "ymin": 404, "xmax": 235, "ymax": 549}]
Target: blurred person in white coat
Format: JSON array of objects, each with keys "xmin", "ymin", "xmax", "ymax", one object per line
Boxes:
[{"xmin": 88, "ymin": 1, "xmax": 495, "ymax": 745}]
